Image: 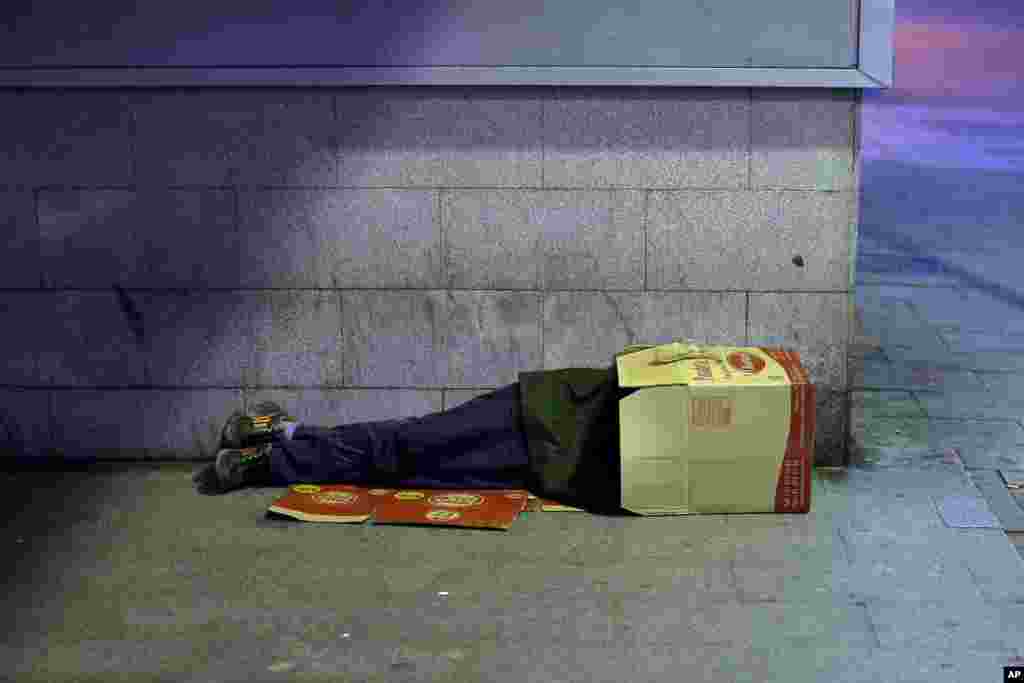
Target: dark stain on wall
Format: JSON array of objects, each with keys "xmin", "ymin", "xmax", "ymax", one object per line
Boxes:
[{"xmin": 113, "ymin": 284, "xmax": 147, "ymax": 348}]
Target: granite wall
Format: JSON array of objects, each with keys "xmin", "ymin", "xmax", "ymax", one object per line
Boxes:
[{"xmin": 0, "ymin": 86, "xmax": 860, "ymax": 466}]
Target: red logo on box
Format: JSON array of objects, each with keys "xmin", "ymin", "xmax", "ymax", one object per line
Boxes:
[{"xmin": 727, "ymin": 351, "xmax": 766, "ymax": 374}]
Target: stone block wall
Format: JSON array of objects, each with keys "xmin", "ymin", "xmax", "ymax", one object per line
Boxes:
[{"xmin": 0, "ymin": 86, "xmax": 860, "ymax": 466}]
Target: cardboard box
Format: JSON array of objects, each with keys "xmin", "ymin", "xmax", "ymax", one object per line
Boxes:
[{"xmin": 616, "ymin": 342, "xmax": 815, "ymax": 515}]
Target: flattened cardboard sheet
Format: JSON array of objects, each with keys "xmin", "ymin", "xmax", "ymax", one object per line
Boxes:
[
  {"xmin": 371, "ymin": 489, "xmax": 529, "ymax": 530},
  {"xmin": 267, "ymin": 484, "xmax": 374, "ymax": 523}
]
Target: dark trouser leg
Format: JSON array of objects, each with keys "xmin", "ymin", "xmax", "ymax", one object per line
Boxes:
[{"xmin": 268, "ymin": 383, "xmax": 531, "ymax": 490}]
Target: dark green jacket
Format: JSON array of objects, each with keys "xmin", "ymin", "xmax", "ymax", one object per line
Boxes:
[{"xmin": 517, "ymin": 364, "xmax": 639, "ymax": 514}]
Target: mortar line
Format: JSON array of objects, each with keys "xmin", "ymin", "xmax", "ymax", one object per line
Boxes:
[
  {"xmin": 439, "ymin": 189, "xmax": 447, "ymax": 291},
  {"xmin": 1, "ymin": 384, "xmax": 495, "ymax": 391},
  {"xmin": 539, "ymin": 291, "xmax": 545, "ymax": 371},
  {"xmin": 745, "ymin": 292, "xmax": 751, "ymax": 345},
  {"xmin": 540, "ymin": 95, "xmax": 546, "ymax": 188},
  {"xmin": 33, "ymin": 186, "xmax": 46, "ymax": 290},
  {"xmin": 337, "ymin": 277, "xmax": 346, "ymax": 402},
  {"xmin": 233, "ymin": 183, "xmax": 247, "ymax": 405},
  {"xmin": 438, "ymin": 186, "xmax": 448, "ymax": 412},
  {"xmin": 15, "ymin": 287, "xmax": 832, "ymax": 294},
  {"xmin": 47, "ymin": 386, "xmax": 58, "ymax": 459},
  {"xmin": 128, "ymin": 96, "xmax": 139, "ymax": 186},
  {"xmin": 331, "ymin": 91, "xmax": 340, "ymax": 186},
  {"xmin": 27, "ymin": 183, "xmax": 760, "ymax": 192},
  {"xmin": 642, "ymin": 190, "xmax": 649, "ymax": 292},
  {"xmin": 747, "ymin": 88, "xmax": 754, "ymax": 191},
  {"xmin": 859, "ymin": 601, "xmax": 882, "ymax": 652}
]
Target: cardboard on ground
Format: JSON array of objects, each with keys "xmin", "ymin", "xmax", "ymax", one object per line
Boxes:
[
  {"xmin": 616, "ymin": 342, "xmax": 815, "ymax": 516},
  {"xmin": 371, "ymin": 489, "xmax": 530, "ymax": 530},
  {"xmin": 267, "ymin": 484, "xmax": 374, "ymax": 523},
  {"xmin": 526, "ymin": 494, "xmax": 585, "ymax": 512}
]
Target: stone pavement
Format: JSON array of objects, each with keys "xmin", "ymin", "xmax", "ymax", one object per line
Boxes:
[
  {"xmin": 1, "ymin": 460, "xmax": 1022, "ymax": 683},
  {"xmin": 854, "ymin": 247, "xmax": 1024, "ymax": 551}
]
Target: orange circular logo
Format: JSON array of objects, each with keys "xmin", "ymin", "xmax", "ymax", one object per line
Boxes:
[
  {"xmin": 313, "ymin": 491, "xmax": 358, "ymax": 505},
  {"xmin": 727, "ymin": 351, "xmax": 766, "ymax": 374},
  {"xmin": 428, "ymin": 493, "xmax": 484, "ymax": 507},
  {"xmin": 426, "ymin": 509, "xmax": 461, "ymax": 521}
]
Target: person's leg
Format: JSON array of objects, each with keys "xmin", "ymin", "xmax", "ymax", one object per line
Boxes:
[{"xmin": 268, "ymin": 383, "xmax": 531, "ymax": 490}]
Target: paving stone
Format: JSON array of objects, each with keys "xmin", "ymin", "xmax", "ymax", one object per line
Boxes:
[
  {"xmin": 40, "ymin": 188, "xmax": 239, "ymax": 291},
  {"xmin": 51, "ymin": 389, "xmax": 244, "ymax": 459},
  {"xmin": 973, "ymin": 372, "xmax": 1024, "ymax": 406},
  {"xmin": 850, "ymin": 390, "xmax": 925, "ymax": 419},
  {"xmin": 0, "ymin": 292, "xmax": 49, "ymax": 386},
  {"xmin": 647, "ymin": 190, "xmax": 855, "ymax": 291},
  {"xmin": 37, "ymin": 292, "xmax": 150, "ymax": 387},
  {"xmin": 443, "ymin": 189, "xmax": 645, "ymax": 290},
  {"xmin": 0, "ymin": 188, "xmax": 40, "ymax": 289},
  {"xmin": 938, "ymin": 328, "xmax": 1024, "ymax": 353},
  {"xmin": 37, "ymin": 190, "xmax": 144, "ymax": 290},
  {"xmin": 0, "ymin": 91, "xmax": 134, "ymax": 186},
  {"xmin": 730, "ymin": 544, "xmax": 845, "ymax": 604},
  {"xmin": 1011, "ymin": 531, "xmax": 1024, "ymax": 562},
  {"xmin": 916, "ymin": 388, "xmax": 1024, "ymax": 421},
  {"xmin": 852, "ymin": 649, "xmax": 1024, "ymax": 683},
  {"xmin": 860, "ymin": 418, "xmax": 1024, "ymax": 471},
  {"xmin": 904, "ymin": 288, "xmax": 1022, "ymax": 341},
  {"xmin": 247, "ymin": 290, "xmax": 344, "ymax": 388},
  {"xmin": 544, "ymin": 90, "xmax": 749, "ymax": 189},
  {"xmin": 445, "ymin": 292, "xmax": 544, "ymax": 387},
  {"xmin": 941, "ymin": 527, "xmax": 1024, "ymax": 603},
  {"xmin": 933, "ymin": 494, "xmax": 1001, "ymax": 529},
  {"xmin": 856, "ymin": 270, "xmax": 962, "ymax": 288},
  {"xmin": 881, "ymin": 343, "xmax": 963, "ymax": 368},
  {"xmin": 140, "ymin": 291, "xmax": 251, "ymax": 387},
  {"xmin": 866, "ymin": 599, "xmax": 1024, "ymax": 656},
  {"xmin": 244, "ymin": 388, "xmax": 442, "ymax": 426},
  {"xmin": 879, "ymin": 328, "xmax": 953, "ymax": 363},
  {"xmin": 748, "ymin": 292, "xmax": 850, "ymax": 388},
  {"xmin": 238, "ymin": 188, "xmax": 441, "ymax": 289},
  {"xmin": 854, "ymin": 249, "xmax": 962, "ymax": 288},
  {"xmin": 948, "ymin": 352, "xmax": 1024, "ymax": 373},
  {"xmin": 337, "ymin": 90, "xmax": 544, "ymax": 187},
  {"xmin": 966, "ymin": 470, "xmax": 1024, "ymax": 533},
  {"xmin": 442, "ymin": 92, "xmax": 545, "ymax": 187},
  {"xmin": 9, "ymin": 460, "xmax": 1024, "ymax": 683},
  {"xmin": 340, "ymin": 291, "xmax": 542, "ymax": 388},
  {"xmin": 856, "ymin": 360, "xmax": 988, "ymax": 394},
  {"xmin": 0, "ymin": 388, "xmax": 52, "ymax": 459},
  {"xmin": 135, "ymin": 90, "xmax": 336, "ymax": 186},
  {"xmin": 854, "ymin": 290, "xmax": 952, "ymax": 358},
  {"xmin": 542, "ymin": 291, "xmax": 745, "ymax": 369},
  {"xmin": 751, "ymin": 90, "xmax": 857, "ymax": 191}
]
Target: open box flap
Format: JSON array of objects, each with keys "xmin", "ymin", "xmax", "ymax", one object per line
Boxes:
[{"xmin": 616, "ymin": 341, "xmax": 725, "ymax": 388}]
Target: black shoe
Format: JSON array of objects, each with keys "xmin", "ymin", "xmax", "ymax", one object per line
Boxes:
[
  {"xmin": 193, "ymin": 444, "xmax": 273, "ymax": 495},
  {"xmin": 218, "ymin": 401, "xmax": 296, "ymax": 449}
]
